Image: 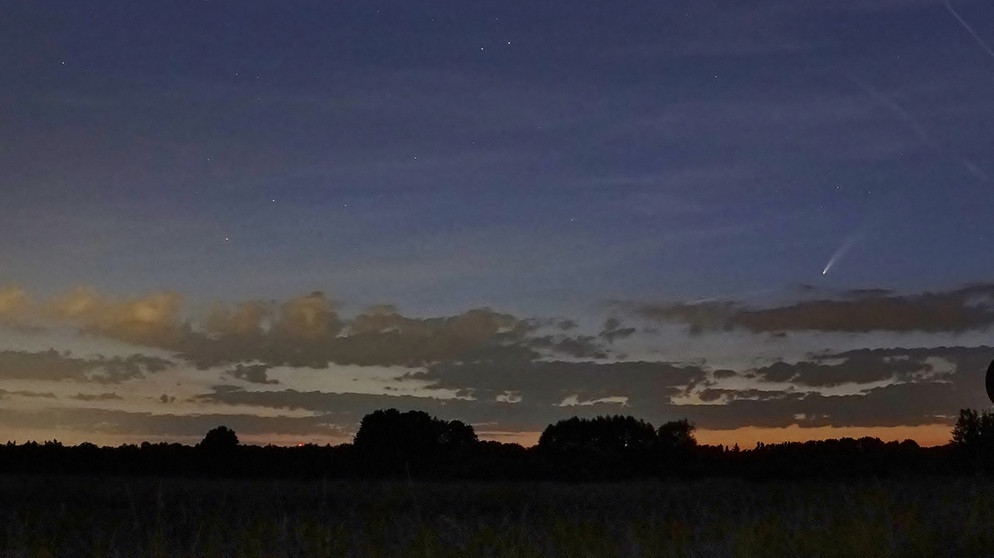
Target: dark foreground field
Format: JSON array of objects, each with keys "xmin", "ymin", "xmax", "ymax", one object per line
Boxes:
[{"xmin": 2, "ymin": 475, "xmax": 994, "ymax": 557}]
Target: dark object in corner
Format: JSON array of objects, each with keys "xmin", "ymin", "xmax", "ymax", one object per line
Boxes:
[{"xmin": 987, "ymin": 359, "xmax": 994, "ymax": 405}]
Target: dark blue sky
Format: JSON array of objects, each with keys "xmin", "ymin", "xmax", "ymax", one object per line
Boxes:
[{"xmin": 2, "ymin": 1, "xmax": 994, "ymax": 446}]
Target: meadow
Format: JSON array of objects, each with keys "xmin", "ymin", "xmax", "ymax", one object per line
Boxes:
[{"xmin": 2, "ymin": 475, "xmax": 994, "ymax": 557}]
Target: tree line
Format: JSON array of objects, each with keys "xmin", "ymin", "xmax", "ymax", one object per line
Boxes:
[{"xmin": 1, "ymin": 408, "xmax": 993, "ymax": 480}]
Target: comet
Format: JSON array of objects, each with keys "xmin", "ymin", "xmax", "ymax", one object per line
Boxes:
[{"xmin": 822, "ymin": 234, "xmax": 861, "ymax": 276}]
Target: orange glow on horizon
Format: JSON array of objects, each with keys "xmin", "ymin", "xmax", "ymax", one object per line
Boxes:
[
  {"xmin": 478, "ymin": 423, "xmax": 954, "ymax": 449},
  {"xmin": 477, "ymin": 431, "xmax": 541, "ymax": 446},
  {"xmin": 2, "ymin": 423, "xmax": 954, "ymax": 449},
  {"xmin": 694, "ymin": 423, "xmax": 953, "ymax": 449}
]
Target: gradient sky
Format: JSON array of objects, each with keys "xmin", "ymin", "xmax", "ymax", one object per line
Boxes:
[{"xmin": 3, "ymin": 1, "xmax": 994, "ymax": 447}]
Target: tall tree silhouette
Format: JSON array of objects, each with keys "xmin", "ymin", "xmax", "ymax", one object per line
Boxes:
[{"xmin": 952, "ymin": 408, "xmax": 994, "ymax": 472}]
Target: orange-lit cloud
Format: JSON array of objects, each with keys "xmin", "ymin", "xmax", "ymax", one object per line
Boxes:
[
  {"xmin": 205, "ymin": 300, "xmax": 270, "ymax": 338},
  {"xmin": 49, "ymin": 287, "xmax": 184, "ymax": 347},
  {"xmin": 274, "ymin": 292, "xmax": 342, "ymax": 340},
  {"xmin": 0, "ymin": 287, "xmax": 30, "ymax": 323}
]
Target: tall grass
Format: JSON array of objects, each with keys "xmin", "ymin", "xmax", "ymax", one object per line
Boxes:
[{"xmin": 1, "ymin": 475, "xmax": 993, "ymax": 557}]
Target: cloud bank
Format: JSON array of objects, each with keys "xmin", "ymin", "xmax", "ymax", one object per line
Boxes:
[{"xmin": 0, "ymin": 283, "xmax": 991, "ymax": 446}]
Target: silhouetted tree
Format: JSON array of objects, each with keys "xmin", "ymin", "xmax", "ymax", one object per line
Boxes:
[
  {"xmin": 440, "ymin": 419, "xmax": 478, "ymax": 448},
  {"xmin": 195, "ymin": 426, "xmax": 242, "ymax": 477},
  {"xmin": 952, "ymin": 409, "xmax": 990, "ymax": 447},
  {"xmin": 951, "ymin": 408, "xmax": 994, "ymax": 472},
  {"xmin": 198, "ymin": 426, "xmax": 239, "ymax": 451},
  {"xmin": 353, "ymin": 409, "xmax": 478, "ymax": 475},
  {"xmin": 537, "ymin": 415, "xmax": 660, "ymax": 479},
  {"xmin": 539, "ymin": 415, "xmax": 657, "ymax": 454},
  {"xmin": 657, "ymin": 419, "xmax": 697, "ymax": 450},
  {"xmin": 653, "ymin": 419, "xmax": 699, "ymax": 477}
]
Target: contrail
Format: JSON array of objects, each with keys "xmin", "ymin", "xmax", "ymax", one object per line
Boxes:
[
  {"xmin": 957, "ymin": 156, "xmax": 991, "ymax": 182},
  {"xmin": 846, "ymin": 72, "xmax": 989, "ymax": 183},
  {"xmin": 822, "ymin": 234, "xmax": 861, "ymax": 276},
  {"xmin": 846, "ymin": 73, "xmax": 933, "ymax": 147},
  {"xmin": 941, "ymin": 0, "xmax": 994, "ymax": 61}
]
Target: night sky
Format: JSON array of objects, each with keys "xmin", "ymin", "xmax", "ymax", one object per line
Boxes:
[{"xmin": 3, "ymin": 1, "xmax": 994, "ymax": 447}]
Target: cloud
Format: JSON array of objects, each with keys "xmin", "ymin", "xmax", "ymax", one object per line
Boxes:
[
  {"xmin": 227, "ymin": 364, "xmax": 278, "ymax": 385},
  {"xmin": 526, "ymin": 334, "xmax": 608, "ymax": 359},
  {"xmin": 181, "ymin": 293, "xmax": 539, "ymax": 369},
  {"xmin": 0, "ymin": 287, "xmax": 30, "ymax": 324},
  {"xmin": 71, "ymin": 392, "xmax": 123, "ymax": 402},
  {"xmin": 190, "ymin": 343, "xmax": 978, "ymax": 435},
  {"xmin": 0, "ymin": 406, "xmax": 351, "ymax": 441},
  {"xmin": 0, "ymin": 350, "xmax": 170, "ymax": 383},
  {"xmin": 3, "ymin": 283, "xmax": 990, "ymax": 443},
  {"xmin": 0, "ymin": 350, "xmax": 92, "ymax": 381},
  {"xmin": 49, "ymin": 287, "xmax": 185, "ymax": 347},
  {"xmin": 599, "ymin": 318, "xmax": 636, "ymax": 344},
  {"xmin": 86, "ymin": 354, "xmax": 172, "ymax": 384},
  {"xmin": 3, "ymin": 342, "xmax": 985, "ymax": 441},
  {"xmin": 0, "ymin": 389, "xmax": 56, "ymax": 399},
  {"xmin": 633, "ymin": 284, "xmax": 994, "ymax": 333},
  {"xmin": 684, "ymin": 382, "xmax": 961, "ymax": 430},
  {"xmin": 680, "ymin": 345, "xmax": 992, "ymax": 429},
  {"xmin": 205, "ymin": 300, "xmax": 270, "ymax": 338},
  {"xmin": 753, "ymin": 349, "xmax": 930, "ymax": 387},
  {"xmin": 11, "ymin": 285, "xmax": 556, "ymax": 369},
  {"xmin": 208, "ymin": 305, "xmax": 527, "ymax": 369},
  {"xmin": 274, "ymin": 292, "xmax": 342, "ymax": 340},
  {"xmin": 409, "ymin": 359, "xmax": 706, "ymax": 412},
  {"xmin": 192, "ymin": 387, "xmax": 551, "ymax": 430}
]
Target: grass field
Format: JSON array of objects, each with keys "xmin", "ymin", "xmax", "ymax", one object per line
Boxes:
[{"xmin": 1, "ymin": 475, "xmax": 994, "ymax": 557}]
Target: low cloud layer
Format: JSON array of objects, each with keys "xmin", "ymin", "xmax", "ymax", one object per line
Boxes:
[
  {"xmin": 0, "ymin": 284, "xmax": 991, "ymax": 446},
  {"xmin": 2, "ymin": 286, "xmax": 587, "ymax": 369}
]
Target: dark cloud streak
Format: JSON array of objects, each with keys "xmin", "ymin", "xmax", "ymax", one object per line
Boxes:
[
  {"xmin": 633, "ymin": 284, "xmax": 994, "ymax": 333},
  {"xmin": 0, "ymin": 350, "xmax": 170, "ymax": 384}
]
